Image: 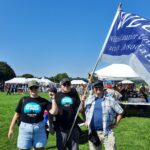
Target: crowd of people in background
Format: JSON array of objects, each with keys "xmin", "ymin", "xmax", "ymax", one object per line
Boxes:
[
  {"xmin": 0, "ymin": 82, "xmax": 4, "ymax": 91},
  {"xmin": 1, "ymin": 83, "xmax": 55, "ymax": 95},
  {"xmin": 5, "ymin": 84, "xmax": 28, "ymax": 95},
  {"xmin": 111, "ymin": 83, "xmax": 150, "ymax": 102},
  {"xmin": 1, "ymin": 80, "xmax": 150, "ymax": 103}
]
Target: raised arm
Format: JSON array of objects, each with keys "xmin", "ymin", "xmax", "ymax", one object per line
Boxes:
[{"xmin": 49, "ymin": 97, "xmax": 58, "ymax": 115}]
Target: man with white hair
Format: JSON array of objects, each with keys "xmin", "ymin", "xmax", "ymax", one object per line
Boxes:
[{"xmin": 82, "ymin": 80, "xmax": 124, "ymax": 150}]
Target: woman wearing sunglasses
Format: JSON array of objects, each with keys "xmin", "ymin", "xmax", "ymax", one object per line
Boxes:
[{"xmin": 8, "ymin": 80, "xmax": 58, "ymax": 150}]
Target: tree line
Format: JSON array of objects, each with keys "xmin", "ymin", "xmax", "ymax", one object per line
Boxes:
[{"xmin": 0, "ymin": 61, "xmax": 86, "ymax": 83}]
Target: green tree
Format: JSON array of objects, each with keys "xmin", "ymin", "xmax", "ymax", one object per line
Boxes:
[
  {"xmin": 0, "ymin": 71, "xmax": 4, "ymax": 79},
  {"xmin": 50, "ymin": 73, "xmax": 69, "ymax": 83},
  {"xmin": 49, "ymin": 76, "xmax": 55, "ymax": 82},
  {"xmin": 0, "ymin": 61, "xmax": 16, "ymax": 81},
  {"xmin": 21, "ymin": 74, "xmax": 34, "ymax": 78}
]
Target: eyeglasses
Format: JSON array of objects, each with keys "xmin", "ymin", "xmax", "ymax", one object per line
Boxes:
[
  {"xmin": 63, "ymin": 83, "xmax": 71, "ymax": 86},
  {"xmin": 30, "ymin": 86, "xmax": 38, "ymax": 90}
]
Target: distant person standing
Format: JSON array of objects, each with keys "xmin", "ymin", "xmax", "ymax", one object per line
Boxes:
[
  {"xmin": 140, "ymin": 84, "xmax": 148, "ymax": 102},
  {"xmin": 106, "ymin": 85, "xmax": 122, "ymax": 101},
  {"xmin": 8, "ymin": 80, "xmax": 58, "ymax": 150},
  {"xmin": 6, "ymin": 84, "xmax": 12, "ymax": 95}
]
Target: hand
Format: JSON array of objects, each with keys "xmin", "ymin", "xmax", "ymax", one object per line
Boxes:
[
  {"xmin": 49, "ymin": 127, "xmax": 55, "ymax": 135},
  {"xmin": 81, "ymin": 94, "xmax": 86, "ymax": 102},
  {"xmin": 51, "ymin": 95, "xmax": 55, "ymax": 100},
  {"xmin": 8, "ymin": 129, "xmax": 13, "ymax": 140},
  {"xmin": 49, "ymin": 92, "xmax": 55, "ymax": 100},
  {"xmin": 110, "ymin": 123, "xmax": 117, "ymax": 129},
  {"xmin": 84, "ymin": 121, "xmax": 88, "ymax": 127}
]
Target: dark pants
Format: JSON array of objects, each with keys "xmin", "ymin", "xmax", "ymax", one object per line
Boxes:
[{"xmin": 56, "ymin": 127, "xmax": 79, "ymax": 150}]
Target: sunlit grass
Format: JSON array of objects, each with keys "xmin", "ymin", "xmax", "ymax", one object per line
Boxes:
[{"xmin": 0, "ymin": 92, "xmax": 150, "ymax": 150}]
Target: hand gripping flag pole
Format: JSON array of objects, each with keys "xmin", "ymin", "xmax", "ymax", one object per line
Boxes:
[{"xmin": 66, "ymin": 3, "xmax": 122, "ymax": 143}]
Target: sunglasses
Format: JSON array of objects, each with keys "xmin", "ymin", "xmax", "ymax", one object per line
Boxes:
[
  {"xmin": 30, "ymin": 86, "xmax": 39, "ymax": 90},
  {"xmin": 63, "ymin": 83, "xmax": 71, "ymax": 86}
]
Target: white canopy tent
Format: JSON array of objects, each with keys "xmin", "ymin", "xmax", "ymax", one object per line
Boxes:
[
  {"xmin": 5, "ymin": 77, "xmax": 55, "ymax": 86},
  {"xmin": 26, "ymin": 78, "xmax": 40, "ymax": 83},
  {"xmin": 71, "ymin": 80, "xmax": 87, "ymax": 85},
  {"xmin": 38, "ymin": 77, "xmax": 54, "ymax": 86},
  {"xmin": 95, "ymin": 64, "xmax": 141, "ymax": 80},
  {"xmin": 121, "ymin": 80, "xmax": 134, "ymax": 84},
  {"xmin": 5, "ymin": 77, "xmax": 28, "ymax": 84}
]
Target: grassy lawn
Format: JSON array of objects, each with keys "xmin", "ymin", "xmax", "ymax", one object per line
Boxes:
[{"xmin": 0, "ymin": 92, "xmax": 150, "ymax": 150}]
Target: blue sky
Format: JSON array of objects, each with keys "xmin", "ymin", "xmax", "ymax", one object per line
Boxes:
[{"xmin": 0, "ymin": 0, "xmax": 150, "ymax": 78}]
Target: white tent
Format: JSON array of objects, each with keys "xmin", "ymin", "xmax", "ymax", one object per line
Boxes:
[
  {"xmin": 39, "ymin": 77, "xmax": 54, "ymax": 86},
  {"xmin": 5, "ymin": 77, "xmax": 55, "ymax": 86},
  {"xmin": 121, "ymin": 80, "xmax": 134, "ymax": 84},
  {"xmin": 5, "ymin": 77, "xmax": 27, "ymax": 84},
  {"xmin": 26, "ymin": 78, "xmax": 40, "ymax": 83},
  {"xmin": 95, "ymin": 64, "xmax": 141, "ymax": 80},
  {"xmin": 71, "ymin": 80, "xmax": 87, "ymax": 85}
]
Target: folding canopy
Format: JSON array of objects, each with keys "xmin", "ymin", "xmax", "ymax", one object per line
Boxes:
[
  {"xmin": 38, "ymin": 77, "xmax": 54, "ymax": 86},
  {"xmin": 71, "ymin": 80, "xmax": 87, "ymax": 85},
  {"xmin": 5, "ymin": 77, "xmax": 27, "ymax": 84},
  {"xmin": 95, "ymin": 64, "xmax": 141, "ymax": 80}
]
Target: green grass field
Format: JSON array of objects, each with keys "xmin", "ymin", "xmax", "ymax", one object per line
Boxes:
[{"xmin": 0, "ymin": 92, "xmax": 150, "ymax": 150}]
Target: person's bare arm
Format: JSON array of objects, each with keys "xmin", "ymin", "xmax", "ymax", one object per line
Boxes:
[
  {"xmin": 49, "ymin": 97, "xmax": 58, "ymax": 115},
  {"xmin": 116, "ymin": 112, "xmax": 123, "ymax": 125},
  {"xmin": 8, "ymin": 112, "xmax": 20, "ymax": 140},
  {"xmin": 79, "ymin": 94, "xmax": 86, "ymax": 113},
  {"xmin": 111, "ymin": 112, "xmax": 124, "ymax": 128}
]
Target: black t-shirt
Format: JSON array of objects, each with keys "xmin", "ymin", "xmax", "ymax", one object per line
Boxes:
[
  {"xmin": 55, "ymin": 88, "xmax": 80, "ymax": 130},
  {"xmin": 16, "ymin": 96, "xmax": 51, "ymax": 123}
]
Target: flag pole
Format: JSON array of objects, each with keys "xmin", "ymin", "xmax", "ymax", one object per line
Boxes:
[{"xmin": 66, "ymin": 3, "xmax": 122, "ymax": 143}]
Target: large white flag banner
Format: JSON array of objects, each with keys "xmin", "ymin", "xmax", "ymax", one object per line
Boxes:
[{"xmin": 100, "ymin": 9, "xmax": 150, "ymax": 85}]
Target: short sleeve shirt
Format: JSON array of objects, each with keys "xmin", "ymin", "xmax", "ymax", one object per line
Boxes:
[
  {"xmin": 55, "ymin": 88, "xmax": 80, "ymax": 130},
  {"xmin": 16, "ymin": 96, "xmax": 51, "ymax": 123}
]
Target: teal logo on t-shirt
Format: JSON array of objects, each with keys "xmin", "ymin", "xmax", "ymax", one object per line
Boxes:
[
  {"xmin": 24, "ymin": 102, "xmax": 41, "ymax": 114},
  {"xmin": 61, "ymin": 96, "xmax": 73, "ymax": 107}
]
